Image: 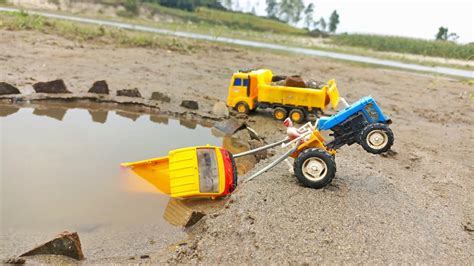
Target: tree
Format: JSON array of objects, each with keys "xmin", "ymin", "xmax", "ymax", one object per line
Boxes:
[
  {"xmin": 303, "ymin": 3, "xmax": 315, "ymax": 30},
  {"xmin": 278, "ymin": 0, "xmax": 305, "ymax": 23},
  {"xmin": 435, "ymin": 26, "xmax": 448, "ymax": 40},
  {"xmin": 265, "ymin": 0, "xmax": 278, "ymax": 18},
  {"xmin": 318, "ymin": 17, "xmax": 326, "ymax": 31},
  {"xmin": 328, "ymin": 10, "xmax": 339, "ymax": 33}
]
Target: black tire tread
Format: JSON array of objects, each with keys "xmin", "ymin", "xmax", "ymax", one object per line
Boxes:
[
  {"xmin": 293, "ymin": 148, "xmax": 336, "ymax": 189},
  {"xmin": 358, "ymin": 123, "xmax": 394, "ymax": 154}
]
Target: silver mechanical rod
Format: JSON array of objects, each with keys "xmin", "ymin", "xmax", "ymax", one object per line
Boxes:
[
  {"xmin": 233, "ymin": 138, "xmax": 289, "ymax": 158},
  {"xmin": 244, "ymin": 144, "xmax": 298, "ymax": 183}
]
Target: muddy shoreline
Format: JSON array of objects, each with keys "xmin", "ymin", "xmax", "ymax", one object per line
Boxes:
[{"xmin": 1, "ymin": 28, "xmax": 473, "ymax": 263}]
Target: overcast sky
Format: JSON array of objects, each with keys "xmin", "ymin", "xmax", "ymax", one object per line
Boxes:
[{"xmin": 229, "ymin": 0, "xmax": 473, "ymax": 43}]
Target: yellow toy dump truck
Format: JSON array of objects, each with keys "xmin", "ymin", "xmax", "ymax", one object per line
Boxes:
[{"xmin": 227, "ymin": 69, "xmax": 340, "ymax": 123}]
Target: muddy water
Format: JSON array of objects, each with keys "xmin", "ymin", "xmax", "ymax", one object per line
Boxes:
[{"xmin": 0, "ymin": 104, "xmax": 242, "ymax": 260}]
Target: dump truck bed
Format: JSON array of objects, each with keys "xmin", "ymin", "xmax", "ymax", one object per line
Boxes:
[{"xmin": 257, "ymin": 79, "xmax": 339, "ymax": 111}]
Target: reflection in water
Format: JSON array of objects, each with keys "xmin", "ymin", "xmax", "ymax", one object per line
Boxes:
[
  {"xmin": 150, "ymin": 114, "xmax": 169, "ymax": 125},
  {"xmin": 222, "ymin": 136, "xmax": 256, "ymax": 175},
  {"xmin": 180, "ymin": 119, "xmax": 197, "ymax": 129},
  {"xmin": 88, "ymin": 110, "xmax": 108, "ymax": 124},
  {"xmin": 0, "ymin": 105, "xmax": 19, "ymax": 117},
  {"xmin": 116, "ymin": 110, "xmax": 140, "ymax": 121},
  {"xmin": 33, "ymin": 107, "xmax": 67, "ymax": 121}
]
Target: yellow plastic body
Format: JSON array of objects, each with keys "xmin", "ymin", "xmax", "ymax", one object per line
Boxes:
[
  {"xmin": 291, "ymin": 130, "xmax": 336, "ymax": 159},
  {"xmin": 227, "ymin": 69, "xmax": 340, "ymax": 111},
  {"xmin": 122, "ymin": 146, "xmax": 228, "ymax": 199}
]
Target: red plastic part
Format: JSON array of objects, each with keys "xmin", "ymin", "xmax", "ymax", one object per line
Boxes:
[{"xmin": 220, "ymin": 148, "xmax": 236, "ymax": 196}]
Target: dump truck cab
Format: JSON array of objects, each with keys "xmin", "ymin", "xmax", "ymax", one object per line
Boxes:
[
  {"xmin": 318, "ymin": 96, "xmax": 394, "ymax": 154},
  {"xmin": 227, "ymin": 69, "xmax": 271, "ymax": 114}
]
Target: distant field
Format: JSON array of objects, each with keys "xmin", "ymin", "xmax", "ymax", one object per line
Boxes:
[
  {"xmin": 143, "ymin": 4, "xmax": 307, "ymax": 35},
  {"xmin": 331, "ymin": 34, "xmax": 474, "ymax": 61}
]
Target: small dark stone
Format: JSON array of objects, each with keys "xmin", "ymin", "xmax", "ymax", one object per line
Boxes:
[
  {"xmin": 213, "ymin": 119, "xmax": 245, "ymax": 135},
  {"xmin": 20, "ymin": 231, "xmax": 84, "ymax": 260},
  {"xmin": 4, "ymin": 257, "xmax": 26, "ymax": 264},
  {"xmin": 140, "ymin": 255, "xmax": 150, "ymax": 259},
  {"xmin": 180, "ymin": 100, "xmax": 199, "ymax": 110},
  {"xmin": 88, "ymin": 80, "xmax": 109, "ymax": 94},
  {"xmin": 117, "ymin": 88, "xmax": 142, "ymax": 98},
  {"xmin": 33, "ymin": 80, "xmax": 71, "ymax": 94},
  {"xmin": 151, "ymin": 91, "xmax": 171, "ymax": 102},
  {"xmin": 0, "ymin": 82, "xmax": 21, "ymax": 95}
]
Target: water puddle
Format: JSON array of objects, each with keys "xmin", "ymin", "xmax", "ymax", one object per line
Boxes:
[{"xmin": 0, "ymin": 103, "xmax": 252, "ymax": 259}]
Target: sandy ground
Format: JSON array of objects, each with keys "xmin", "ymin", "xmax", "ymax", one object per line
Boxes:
[{"xmin": 1, "ymin": 29, "xmax": 473, "ymax": 263}]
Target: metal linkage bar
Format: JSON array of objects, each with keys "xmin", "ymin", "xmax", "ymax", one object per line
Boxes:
[{"xmin": 244, "ymin": 144, "xmax": 298, "ymax": 183}]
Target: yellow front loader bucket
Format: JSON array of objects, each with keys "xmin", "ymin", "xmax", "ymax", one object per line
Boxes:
[
  {"xmin": 327, "ymin": 79, "xmax": 340, "ymax": 109},
  {"xmin": 121, "ymin": 156, "xmax": 171, "ymax": 195}
]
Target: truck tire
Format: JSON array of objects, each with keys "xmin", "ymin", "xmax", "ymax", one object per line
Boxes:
[
  {"xmin": 289, "ymin": 109, "xmax": 305, "ymax": 123},
  {"xmin": 293, "ymin": 148, "xmax": 336, "ymax": 189},
  {"xmin": 235, "ymin": 101, "xmax": 250, "ymax": 114},
  {"xmin": 273, "ymin": 107, "xmax": 288, "ymax": 121},
  {"xmin": 358, "ymin": 123, "xmax": 394, "ymax": 154}
]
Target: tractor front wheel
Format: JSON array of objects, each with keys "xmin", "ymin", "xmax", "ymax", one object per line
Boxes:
[
  {"xmin": 235, "ymin": 101, "xmax": 250, "ymax": 114},
  {"xmin": 294, "ymin": 148, "xmax": 336, "ymax": 189},
  {"xmin": 358, "ymin": 123, "xmax": 394, "ymax": 154},
  {"xmin": 273, "ymin": 107, "xmax": 288, "ymax": 121}
]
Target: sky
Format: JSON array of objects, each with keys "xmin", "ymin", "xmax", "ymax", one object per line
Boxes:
[{"xmin": 228, "ymin": 0, "xmax": 474, "ymax": 43}]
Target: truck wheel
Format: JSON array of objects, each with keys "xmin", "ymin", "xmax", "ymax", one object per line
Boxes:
[
  {"xmin": 358, "ymin": 123, "xmax": 394, "ymax": 154},
  {"xmin": 293, "ymin": 148, "xmax": 336, "ymax": 189},
  {"xmin": 235, "ymin": 102, "xmax": 250, "ymax": 114},
  {"xmin": 273, "ymin": 107, "xmax": 288, "ymax": 121},
  {"xmin": 289, "ymin": 109, "xmax": 305, "ymax": 123}
]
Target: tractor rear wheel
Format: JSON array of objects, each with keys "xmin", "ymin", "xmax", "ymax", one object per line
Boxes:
[
  {"xmin": 293, "ymin": 148, "xmax": 336, "ymax": 189},
  {"xmin": 289, "ymin": 109, "xmax": 305, "ymax": 123},
  {"xmin": 273, "ymin": 107, "xmax": 288, "ymax": 121},
  {"xmin": 235, "ymin": 101, "xmax": 250, "ymax": 114},
  {"xmin": 358, "ymin": 123, "xmax": 394, "ymax": 154}
]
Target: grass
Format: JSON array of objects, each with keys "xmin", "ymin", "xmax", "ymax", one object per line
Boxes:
[
  {"xmin": 141, "ymin": 3, "xmax": 306, "ymax": 35},
  {"xmin": 331, "ymin": 33, "xmax": 474, "ymax": 61},
  {"xmin": 0, "ymin": 11, "xmax": 199, "ymax": 52}
]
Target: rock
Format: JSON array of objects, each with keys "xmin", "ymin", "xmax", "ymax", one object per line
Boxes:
[
  {"xmin": 271, "ymin": 75, "xmax": 287, "ymax": 82},
  {"xmin": 212, "ymin": 101, "xmax": 229, "ymax": 118},
  {"xmin": 180, "ymin": 100, "xmax": 199, "ymax": 110},
  {"xmin": 213, "ymin": 119, "xmax": 245, "ymax": 135},
  {"xmin": 140, "ymin": 255, "xmax": 150, "ymax": 259},
  {"xmin": 88, "ymin": 80, "xmax": 109, "ymax": 94},
  {"xmin": 249, "ymin": 139, "xmax": 268, "ymax": 162},
  {"xmin": 33, "ymin": 80, "xmax": 71, "ymax": 93},
  {"xmin": 246, "ymin": 126, "xmax": 260, "ymax": 140},
  {"xmin": 20, "ymin": 231, "xmax": 85, "ymax": 260},
  {"xmin": 285, "ymin": 75, "xmax": 306, "ymax": 88},
  {"xmin": 117, "ymin": 88, "xmax": 142, "ymax": 98},
  {"xmin": 4, "ymin": 257, "xmax": 25, "ymax": 264},
  {"xmin": 151, "ymin": 91, "xmax": 171, "ymax": 102},
  {"xmin": 0, "ymin": 82, "xmax": 21, "ymax": 95},
  {"xmin": 235, "ymin": 113, "xmax": 248, "ymax": 120}
]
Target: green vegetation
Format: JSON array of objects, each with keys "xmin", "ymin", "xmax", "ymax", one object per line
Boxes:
[
  {"xmin": 143, "ymin": 3, "xmax": 306, "ymax": 34},
  {"xmin": 331, "ymin": 34, "xmax": 474, "ymax": 60},
  {"xmin": 0, "ymin": 11, "xmax": 199, "ymax": 52}
]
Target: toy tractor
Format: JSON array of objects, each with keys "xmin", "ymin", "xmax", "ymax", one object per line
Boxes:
[{"xmin": 317, "ymin": 96, "xmax": 394, "ymax": 154}]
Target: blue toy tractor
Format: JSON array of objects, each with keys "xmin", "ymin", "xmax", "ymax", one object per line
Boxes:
[{"xmin": 318, "ymin": 96, "xmax": 394, "ymax": 154}]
